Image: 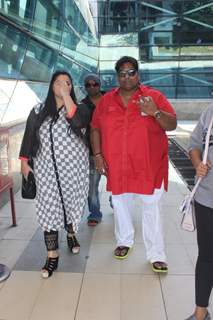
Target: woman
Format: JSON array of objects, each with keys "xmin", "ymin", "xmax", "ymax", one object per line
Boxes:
[
  {"xmin": 20, "ymin": 71, "xmax": 91, "ymax": 278},
  {"xmin": 186, "ymin": 104, "xmax": 213, "ymax": 320}
]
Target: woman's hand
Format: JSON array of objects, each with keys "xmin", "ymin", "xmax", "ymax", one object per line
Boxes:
[
  {"xmin": 195, "ymin": 160, "xmax": 211, "ymax": 177},
  {"xmin": 21, "ymin": 160, "xmax": 33, "ymax": 180},
  {"xmin": 59, "ymin": 81, "xmax": 71, "ymax": 99},
  {"xmin": 94, "ymin": 154, "xmax": 108, "ymax": 176}
]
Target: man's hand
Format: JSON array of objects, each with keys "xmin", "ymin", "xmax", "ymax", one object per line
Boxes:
[
  {"xmin": 138, "ymin": 96, "xmax": 157, "ymax": 116},
  {"xmin": 94, "ymin": 154, "xmax": 108, "ymax": 176}
]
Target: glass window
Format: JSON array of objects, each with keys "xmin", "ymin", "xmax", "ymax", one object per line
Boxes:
[
  {"xmin": 61, "ymin": 25, "xmax": 80, "ymax": 52},
  {"xmin": 140, "ymin": 45, "xmax": 180, "ymax": 61},
  {"xmin": 32, "ymin": 0, "xmax": 63, "ymax": 50},
  {"xmin": 141, "ymin": 72, "xmax": 177, "ymax": 87},
  {"xmin": 2, "ymin": 80, "xmax": 47, "ymax": 124},
  {"xmin": 100, "ymin": 33, "xmax": 138, "ymax": 47},
  {"xmin": 20, "ymin": 39, "xmax": 56, "ymax": 81},
  {"xmin": 0, "ymin": 0, "xmax": 35, "ymax": 29},
  {"xmin": 0, "ymin": 79, "xmax": 17, "ymax": 123},
  {"xmin": 55, "ymin": 55, "xmax": 94, "ymax": 88},
  {"xmin": 177, "ymin": 86, "xmax": 211, "ymax": 99},
  {"xmin": 0, "ymin": 20, "xmax": 27, "ymax": 79}
]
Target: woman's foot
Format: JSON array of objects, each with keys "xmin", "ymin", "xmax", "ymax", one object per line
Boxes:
[
  {"xmin": 41, "ymin": 252, "xmax": 59, "ymax": 279},
  {"xmin": 67, "ymin": 233, "xmax": 80, "ymax": 254},
  {"xmin": 185, "ymin": 307, "xmax": 211, "ymax": 320}
]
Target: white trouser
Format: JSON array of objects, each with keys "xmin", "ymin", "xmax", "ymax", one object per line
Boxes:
[{"xmin": 112, "ymin": 185, "xmax": 166, "ymax": 263}]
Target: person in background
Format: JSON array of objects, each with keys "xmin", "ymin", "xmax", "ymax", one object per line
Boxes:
[
  {"xmin": 90, "ymin": 56, "xmax": 177, "ymax": 272},
  {"xmin": 20, "ymin": 71, "xmax": 91, "ymax": 278},
  {"xmin": 82, "ymin": 74, "xmax": 105, "ymax": 227},
  {"xmin": 186, "ymin": 104, "xmax": 213, "ymax": 320}
]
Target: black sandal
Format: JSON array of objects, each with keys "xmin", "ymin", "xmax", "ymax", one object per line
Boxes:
[
  {"xmin": 41, "ymin": 256, "xmax": 59, "ymax": 278},
  {"xmin": 67, "ymin": 234, "xmax": 80, "ymax": 254}
]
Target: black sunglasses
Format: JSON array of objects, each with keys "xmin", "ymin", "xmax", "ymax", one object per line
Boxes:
[
  {"xmin": 118, "ymin": 69, "xmax": 137, "ymax": 78},
  {"xmin": 85, "ymin": 82, "xmax": 99, "ymax": 88}
]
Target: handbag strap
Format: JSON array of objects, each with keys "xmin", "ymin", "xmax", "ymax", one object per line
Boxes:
[{"xmin": 189, "ymin": 113, "xmax": 213, "ymax": 199}]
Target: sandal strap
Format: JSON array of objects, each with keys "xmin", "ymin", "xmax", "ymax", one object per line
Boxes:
[
  {"xmin": 42, "ymin": 256, "xmax": 59, "ymax": 277},
  {"xmin": 67, "ymin": 234, "xmax": 80, "ymax": 250}
]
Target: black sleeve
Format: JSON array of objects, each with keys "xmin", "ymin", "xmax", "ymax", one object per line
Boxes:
[
  {"xmin": 66, "ymin": 103, "xmax": 93, "ymax": 129},
  {"xmin": 19, "ymin": 108, "xmax": 37, "ymax": 158}
]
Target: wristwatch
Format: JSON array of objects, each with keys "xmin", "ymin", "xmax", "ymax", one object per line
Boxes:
[{"xmin": 154, "ymin": 110, "xmax": 161, "ymax": 119}]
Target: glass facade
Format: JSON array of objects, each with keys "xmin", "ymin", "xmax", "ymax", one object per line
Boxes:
[
  {"xmin": 0, "ymin": 0, "xmax": 98, "ymax": 202},
  {"xmin": 94, "ymin": 0, "xmax": 213, "ymax": 98},
  {"xmin": 0, "ymin": 0, "xmax": 98, "ymax": 125},
  {"xmin": 0, "ymin": 0, "xmax": 213, "ymax": 125}
]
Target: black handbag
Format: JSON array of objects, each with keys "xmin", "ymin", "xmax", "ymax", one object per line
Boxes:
[{"xmin": 22, "ymin": 171, "xmax": 36, "ymax": 199}]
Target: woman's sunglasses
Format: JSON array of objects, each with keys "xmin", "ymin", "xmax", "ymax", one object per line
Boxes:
[
  {"xmin": 118, "ymin": 69, "xmax": 137, "ymax": 78},
  {"xmin": 85, "ymin": 82, "xmax": 99, "ymax": 88}
]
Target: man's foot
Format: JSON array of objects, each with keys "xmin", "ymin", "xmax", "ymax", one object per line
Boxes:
[
  {"xmin": 87, "ymin": 219, "xmax": 99, "ymax": 227},
  {"xmin": 152, "ymin": 261, "xmax": 168, "ymax": 273},
  {"xmin": 114, "ymin": 246, "xmax": 131, "ymax": 260}
]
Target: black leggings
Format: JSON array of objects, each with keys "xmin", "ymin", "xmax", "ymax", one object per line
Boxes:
[
  {"xmin": 44, "ymin": 224, "xmax": 75, "ymax": 251},
  {"xmin": 195, "ymin": 200, "xmax": 213, "ymax": 307}
]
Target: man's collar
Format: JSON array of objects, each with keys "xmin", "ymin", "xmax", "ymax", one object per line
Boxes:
[{"xmin": 113, "ymin": 84, "xmax": 145, "ymax": 95}]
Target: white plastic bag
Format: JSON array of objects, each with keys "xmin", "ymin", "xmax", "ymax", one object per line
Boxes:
[{"xmin": 180, "ymin": 195, "xmax": 196, "ymax": 232}]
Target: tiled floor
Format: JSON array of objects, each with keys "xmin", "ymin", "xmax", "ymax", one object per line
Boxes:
[{"xmin": 0, "ymin": 131, "xmax": 212, "ymax": 319}]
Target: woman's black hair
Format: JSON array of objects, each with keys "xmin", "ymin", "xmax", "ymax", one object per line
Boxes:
[
  {"xmin": 39, "ymin": 70, "xmax": 77, "ymax": 124},
  {"xmin": 115, "ymin": 56, "xmax": 138, "ymax": 72}
]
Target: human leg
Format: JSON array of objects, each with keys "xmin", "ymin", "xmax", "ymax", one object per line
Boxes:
[
  {"xmin": 42, "ymin": 230, "xmax": 59, "ymax": 278},
  {"xmin": 185, "ymin": 201, "xmax": 213, "ymax": 320},
  {"xmin": 112, "ymin": 193, "xmax": 135, "ymax": 258},
  {"xmin": 87, "ymin": 163, "xmax": 102, "ymax": 226},
  {"xmin": 66, "ymin": 223, "xmax": 80, "ymax": 254},
  {"xmin": 140, "ymin": 184, "xmax": 167, "ymax": 268}
]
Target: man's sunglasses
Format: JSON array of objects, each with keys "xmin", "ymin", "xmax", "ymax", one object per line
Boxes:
[
  {"xmin": 85, "ymin": 82, "xmax": 99, "ymax": 88},
  {"xmin": 118, "ymin": 69, "xmax": 137, "ymax": 78}
]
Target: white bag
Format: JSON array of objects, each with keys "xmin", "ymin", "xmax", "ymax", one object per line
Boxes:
[
  {"xmin": 180, "ymin": 195, "xmax": 196, "ymax": 232},
  {"xmin": 180, "ymin": 113, "xmax": 213, "ymax": 232}
]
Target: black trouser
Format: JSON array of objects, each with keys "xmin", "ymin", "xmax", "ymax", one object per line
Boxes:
[{"xmin": 195, "ymin": 200, "xmax": 213, "ymax": 307}]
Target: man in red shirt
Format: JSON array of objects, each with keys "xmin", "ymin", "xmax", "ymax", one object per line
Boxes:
[{"xmin": 90, "ymin": 56, "xmax": 177, "ymax": 272}]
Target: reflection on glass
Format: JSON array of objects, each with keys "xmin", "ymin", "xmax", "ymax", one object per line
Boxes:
[
  {"xmin": 0, "ymin": 20, "xmax": 27, "ymax": 78},
  {"xmin": 0, "ymin": 80, "xmax": 18, "ymax": 123},
  {"xmin": 141, "ymin": 73, "xmax": 177, "ymax": 87},
  {"xmin": 20, "ymin": 39, "xmax": 56, "ymax": 81},
  {"xmin": 32, "ymin": 0, "xmax": 63, "ymax": 50},
  {"xmin": 1, "ymin": 80, "xmax": 42, "ymax": 125},
  {"xmin": 100, "ymin": 47, "xmax": 138, "ymax": 61},
  {"xmin": 180, "ymin": 46, "xmax": 213, "ymax": 58},
  {"xmin": 100, "ymin": 33, "xmax": 138, "ymax": 47},
  {"xmin": 0, "ymin": 0, "xmax": 34, "ymax": 29},
  {"xmin": 62, "ymin": 25, "xmax": 79, "ymax": 52}
]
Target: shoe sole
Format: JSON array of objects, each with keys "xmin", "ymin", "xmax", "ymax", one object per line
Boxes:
[{"xmin": 152, "ymin": 266, "xmax": 168, "ymax": 273}]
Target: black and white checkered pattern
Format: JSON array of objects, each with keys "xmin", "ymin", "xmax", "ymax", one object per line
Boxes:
[{"xmin": 33, "ymin": 105, "xmax": 89, "ymax": 233}]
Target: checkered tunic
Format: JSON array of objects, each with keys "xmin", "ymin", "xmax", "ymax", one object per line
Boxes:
[{"xmin": 33, "ymin": 105, "xmax": 89, "ymax": 233}]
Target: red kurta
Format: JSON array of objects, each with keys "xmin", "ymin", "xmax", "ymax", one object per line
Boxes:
[{"xmin": 91, "ymin": 84, "xmax": 176, "ymax": 195}]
